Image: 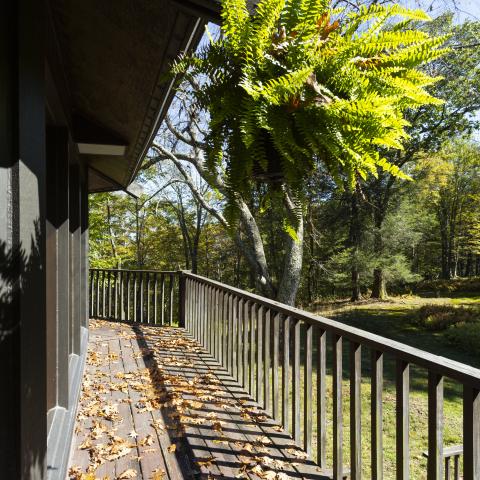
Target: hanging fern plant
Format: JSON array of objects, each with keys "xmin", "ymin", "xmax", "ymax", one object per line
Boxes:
[{"xmin": 172, "ymin": 0, "xmax": 449, "ymax": 224}]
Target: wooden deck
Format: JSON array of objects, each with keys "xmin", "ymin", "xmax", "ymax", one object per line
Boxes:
[{"xmin": 67, "ymin": 319, "xmax": 331, "ymax": 480}]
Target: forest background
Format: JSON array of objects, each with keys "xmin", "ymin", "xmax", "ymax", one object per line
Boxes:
[{"xmin": 89, "ymin": 0, "xmax": 480, "ymax": 309}]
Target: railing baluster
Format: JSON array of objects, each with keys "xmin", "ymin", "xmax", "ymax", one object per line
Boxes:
[
  {"xmin": 188, "ymin": 280, "xmax": 192, "ymax": 335},
  {"xmin": 101, "ymin": 270, "xmax": 106, "ymax": 318},
  {"xmin": 197, "ymin": 282, "xmax": 202, "ymax": 343},
  {"xmin": 146, "ymin": 272, "xmax": 151, "ymax": 323},
  {"xmin": 120, "ymin": 271, "xmax": 124, "ymax": 321},
  {"xmin": 133, "ymin": 272, "xmax": 138, "ymax": 323},
  {"xmin": 237, "ymin": 298, "xmax": 244, "ymax": 383},
  {"xmin": 109, "ymin": 270, "xmax": 112, "ymax": 319},
  {"xmin": 428, "ymin": 371, "xmax": 444, "ymax": 479},
  {"xmin": 333, "ymin": 333, "xmax": 343, "ymax": 480},
  {"xmin": 222, "ymin": 291, "xmax": 228, "ymax": 364},
  {"xmin": 160, "ymin": 274, "xmax": 165, "ymax": 325},
  {"xmin": 188, "ymin": 278, "xmax": 192, "ymax": 332},
  {"xmin": 223, "ymin": 291, "xmax": 228, "ymax": 368},
  {"xmin": 126, "ymin": 272, "xmax": 131, "ymax": 321},
  {"xmin": 205, "ymin": 285, "xmax": 210, "ymax": 351},
  {"xmin": 243, "ymin": 300, "xmax": 249, "ymax": 389},
  {"xmin": 264, "ymin": 309, "xmax": 271, "ymax": 413},
  {"xmin": 197, "ymin": 281, "xmax": 201, "ymax": 341},
  {"xmin": 293, "ymin": 319, "xmax": 301, "ymax": 446},
  {"xmin": 317, "ymin": 327, "xmax": 327, "ymax": 468},
  {"xmin": 139, "ymin": 272, "xmax": 144, "ymax": 322},
  {"xmin": 282, "ymin": 316, "xmax": 290, "ymax": 431},
  {"xmin": 89, "ymin": 271, "xmax": 94, "ymax": 317},
  {"xmin": 273, "ymin": 313, "xmax": 280, "ymax": 421},
  {"xmin": 208, "ymin": 287, "xmax": 215, "ymax": 355},
  {"xmin": 249, "ymin": 303, "xmax": 256, "ymax": 395},
  {"xmin": 194, "ymin": 281, "xmax": 199, "ymax": 340},
  {"xmin": 453, "ymin": 455, "xmax": 459, "ymax": 480},
  {"xmin": 107, "ymin": 271, "xmax": 111, "ymax": 318},
  {"xmin": 113, "ymin": 271, "xmax": 118, "ymax": 320},
  {"xmin": 463, "ymin": 386, "xmax": 480, "ymax": 479},
  {"xmin": 257, "ymin": 305, "xmax": 264, "ymax": 405},
  {"xmin": 304, "ymin": 322, "xmax": 313, "ymax": 455},
  {"xmin": 233, "ymin": 296, "xmax": 238, "ymax": 380},
  {"xmin": 372, "ymin": 350, "xmax": 384, "ymax": 480},
  {"xmin": 216, "ymin": 289, "xmax": 221, "ymax": 361},
  {"xmin": 154, "ymin": 273, "xmax": 158, "ymax": 324},
  {"xmin": 396, "ymin": 359, "xmax": 410, "ymax": 480},
  {"xmin": 202, "ymin": 282, "xmax": 206, "ymax": 344},
  {"xmin": 229, "ymin": 293, "xmax": 234, "ymax": 373},
  {"xmin": 445, "ymin": 457, "xmax": 450, "ymax": 480},
  {"xmin": 214, "ymin": 288, "xmax": 219, "ymax": 360},
  {"xmin": 169, "ymin": 273, "xmax": 174, "ymax": 326},
  {"xmin": 210, "ymin": 287, "xmax": 218, "ymax": 352},
  {"xmin": 350, "ymin": 341, "xmax": 362, "ymax": 480},
  {"xmin": 96, "ymin": 270, "xmax": 100, "ymax": 317},
  {"xmin": 211, "ymin": 287, "xmax": 216, "ymax": 353}
]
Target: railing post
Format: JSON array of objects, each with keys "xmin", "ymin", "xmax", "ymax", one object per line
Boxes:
[
  {"xmin": 178, "ymin": 271, "xmax": 186, "ymax": 328},
  {"xmin": 463, "ymin": 386, "xmax": 480, "ymax": 480},
  {"xmin": 428, "ymin": 371, "xmax": 444, "ymax": 480}
]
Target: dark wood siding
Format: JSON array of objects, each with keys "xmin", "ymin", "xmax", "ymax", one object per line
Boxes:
[{"xmin": 0, "ymin": 2, "xmax": 89, "ymax": 478}]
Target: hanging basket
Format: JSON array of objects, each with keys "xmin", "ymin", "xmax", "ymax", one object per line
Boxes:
[{"xmin": 251, "ymin": 132, "xmax": 284, "ymax": 182}]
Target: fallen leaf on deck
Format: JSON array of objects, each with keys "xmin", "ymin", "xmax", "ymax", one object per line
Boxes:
[
  {"xmin": 286, "ymin": 448, "xmax": 308, "ymax": 459},
  {"xmin": 167, "ymin": 443, "xmax": 177, "ymax": 453},
  {"xmin": 212, "ymin": 421, "xmax": 224, "ymax": 432},
  {"xmin": 150, "ymin": 468, "xmax": 166, "ymax": 479},
  {"xmin": 78, "ymin": 439, "xmax": 92, "ymax": 450},
  {"xmin": 195, "ymin": 455, "xmax": 216, "ymax": 467},
  {"xmin": 139, "ymin": 434, "xmax": 154, "ymax": 446},
  {"xmin": 117, "ymin": 469, "xmax": 137, "ymax": 479}
]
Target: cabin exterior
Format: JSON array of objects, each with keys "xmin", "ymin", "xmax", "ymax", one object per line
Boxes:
[{"xmin": 1, "ymin": 2, "xmax": 479, "ymax": 480}]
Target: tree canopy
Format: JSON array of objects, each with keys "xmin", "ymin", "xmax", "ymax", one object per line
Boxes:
[{"xmin": 173, "ymin": 0, "xmax": 449, "ymax": 225}]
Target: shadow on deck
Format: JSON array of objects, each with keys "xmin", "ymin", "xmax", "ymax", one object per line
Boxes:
[{"xmin": 68, "ymin": 320, "xmax": 332, "ymax": 480}]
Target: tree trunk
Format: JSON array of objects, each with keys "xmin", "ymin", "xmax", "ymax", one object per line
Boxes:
[
  {"xmin": 441, "ymin": 243, "xmax": 450, "ymax": 279},
  {"xmin": 237, "ymin": 199, "xmax": 276, "ymax": 298},
  {"xmin": 106, "ymin": 200, "xmax": 119, "ymax": 267},
  {"xmin": 349, "ymin": 191, "xmax": 363, "ymax": 302},
  {"xmin": 439, "ymin": 206, "xmax": 451, "ymax": 279},
  {"xmin": 465, "ymin": 252, "xmax": 473, "ymax": 277},
  {"xmin": 370, "ymin": 181, "xmax": 388, "ymax": 299},
  {"xmin": 351, "ymin": 267, "xmax": 362, "ymax": 302},
  {"xmin": 372, "ymin": 268, "xmax": 387, "ymax": 300},
  {"xmin": 448, "ymin": 216, "xmax": 456, "ymax": 278},
  {"xmin": 306, "ymin": 201, "xmax": 314, "ymax": 305},
  {"xmin": 371, "ymin": 210, "xmax": 388, "ymax": 300},
  {"xmin": 277, "ymin": 215, "xmax": 304, "ymax": 306}
]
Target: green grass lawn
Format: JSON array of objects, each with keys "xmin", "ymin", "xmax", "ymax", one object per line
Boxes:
[{"xmin": 313, "ymin": 294, "xmax": 480, "ymax": 368}]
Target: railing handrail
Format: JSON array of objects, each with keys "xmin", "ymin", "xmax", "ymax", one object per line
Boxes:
[
  {"xmin": 182, "ymin": 271, "xmax": 480, "ymax": 389},
  {"xmin": 90, "ymin": 268, "xmax": 179, "ymax": 274}
]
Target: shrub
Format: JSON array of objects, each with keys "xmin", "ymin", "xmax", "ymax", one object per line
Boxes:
[
  {"xmin": 445, "ymin": 321, "xmax": 480, "ymax": 353},
  {"xmin": 415, "ymin": 277, "xmax": 480, "ymax": 295},
  {"xmin": 413, "ymin": 304, "xmax": 478, "ymax": 331}
]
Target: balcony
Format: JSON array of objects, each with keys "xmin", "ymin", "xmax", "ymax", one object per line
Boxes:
[{"xmin": 68, "ymin": 269, "xmax": 480, "ymax": 479}]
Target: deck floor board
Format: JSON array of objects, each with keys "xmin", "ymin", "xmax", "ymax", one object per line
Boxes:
[{"xmin": 67, "ymin": 320, "xmax": 331, "ymax": 480}]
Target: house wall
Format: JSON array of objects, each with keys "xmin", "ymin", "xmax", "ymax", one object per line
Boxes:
[{"xmin": 0, "ymin": 1, "xmax": 89, "ymax": 478}]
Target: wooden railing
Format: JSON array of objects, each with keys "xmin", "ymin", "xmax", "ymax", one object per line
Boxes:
[
  {"xmin": 89, "ymin": 269, "xmax": 480, "ymax": 479},
  {"xmin": 89, "ymin": 269, "xmax": 180, "ymax": 325},
  {"xmin": 424, "ymin": 445, "xmax": 463, "ymax": 480}
]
